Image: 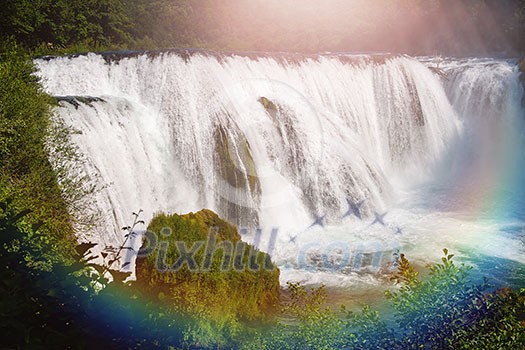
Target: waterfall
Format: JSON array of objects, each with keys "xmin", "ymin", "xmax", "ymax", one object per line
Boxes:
[{"xmin": 36, "ymin": 52, "xmax": 525, "ymax": 286}]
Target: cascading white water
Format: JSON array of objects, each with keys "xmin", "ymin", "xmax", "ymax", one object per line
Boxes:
[{"xmin": 35, "ymin": 52, "xmax": 525, "ymax": 288}]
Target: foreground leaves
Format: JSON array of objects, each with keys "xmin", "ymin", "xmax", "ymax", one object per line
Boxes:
[{"xmin": 252, "ymin": 249, "xmax": 525, "ymax": 350}]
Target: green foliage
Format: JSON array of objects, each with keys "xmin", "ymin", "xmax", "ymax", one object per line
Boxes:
[
  {"xmin": 0, "ymin": 38, "xmax": 76, "ymax": 260},
  {"xmin": 3, "ymin": 0, "xmax": 525, "ymax": 54},
  {"xmin": 384, "ymin": 249, "xmax": 525, "ymax": 349},
  {"xmin": 0, "ymin": 39, "xmax": 51, "ymax": 170},
  {"xmin": 137, "ymin": 210, "xmax": 280, "ymax": 348},
  {"xmin": 385, "ymin": 249, "xmax": 480, "ymax": 348},
  {"xmin": 247, "ymin": 282, "xmax": 344, "ymax": 350},
  {"xmin": 45, "ymin": 115, "xmax": 102, "ymax": 233},
  {"xmin": 0, "ymin": 202, "xmax": 98, "ymax": 347},
  {"xmin": 0, "ymin": 201, "xmax": 194, "ymax": 348},
  {"xmin": 389, "ymin": 252, "xmax": 420, "ymax": 285},
  {"xmin": 0, "ymin": 0, "xmax": 132, "ymax": 50},
  {"xmin": 253, "ymin": 249, "xmax": 525, "ymax": 350},
  {"xmin": 124, "ymin": 0, "xmax": 202, "ymax": 49},
  {"xmin": 343, "ymin": 304, "xmax": 396, "ymax": 349},
  {"xmin": 248, "ymin": 282, "xmax": 395, "ymax": 350},
  {"xmin": 450, "ymin": 287, "xmax": 525, "ymax": 349}
]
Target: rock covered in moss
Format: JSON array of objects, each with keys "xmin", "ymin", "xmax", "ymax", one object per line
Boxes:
[{"xmin": 135, "ymin": 209, "xmax": 280, "ymax": 322}]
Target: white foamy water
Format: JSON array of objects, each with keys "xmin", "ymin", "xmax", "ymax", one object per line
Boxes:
[{"xmin": 36, "ymin": 52, "xmax": 525, "ymax": 288}]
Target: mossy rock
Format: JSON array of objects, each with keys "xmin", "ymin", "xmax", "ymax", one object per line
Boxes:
[
  {"xmin": 258, "ymin": 96, "xmax": 278, "ymax": 112},
  {"xmin": 135, "ymin": 210, "xmax": 280, "ymax": 322},
  {"xmin": 214, "ymin": 123, "xmax": 260, "ymax": 227},
  {"xmin": 258, "ymin": 96, "xmax": 281, "ymax": 128}
]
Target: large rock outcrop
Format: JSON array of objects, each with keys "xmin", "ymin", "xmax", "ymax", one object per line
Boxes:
[{"xmin": 135, "ymin": 209, "xmax": 280, "ymax": 322}]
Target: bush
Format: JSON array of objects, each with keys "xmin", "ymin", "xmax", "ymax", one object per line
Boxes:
[
  {"xmin": 0, "ymin": 38, "xmax": 77, "ymax": 261},
  {"xmin": 386, "ymin": 250, "xmax": 525, "ymax": 349},
  {"xmin": 0, "ymin": 201, "xmax": 195, "ymax": 348},
  {"xmin": 253, "ymin": 250, "xmax": 525, "ymax": 349}
]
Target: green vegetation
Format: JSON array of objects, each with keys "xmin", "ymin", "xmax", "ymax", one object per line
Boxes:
[
  {"xmin": 252, "ymin": 250, "xmax": 525, "ymax": 350},
  {"xmin": 0, "ymin": 199, "xmax": 194, "ymax": 348},
  {"xmin": 3, "ymin": 195, "xmax": 524, "ymax": 349},
  {"xmin": 0, "ymin": 0, "xmax": 133, "ymax": 52},
  {"xmin": 2, "ymin": 0, "xmax": 525, "ymax": 55},
  {"xmin": 1, "ymin": 1, "xmax": 525, "ymax": 348},
  {"xmin": 0, "ymin": 35, "xmax": 281, "ymax": 348},
  {"xmin": 0, "ymin": 202, "xmax": 96, "ymax": 348},
  {"xmin": 385, "ymin": 251, "xmax": 525, "ymax": 349},
  {"xmin": 136, "ymin": 210, "xmax": 280, "ymax": 347},
  {"xmin": 0, "ymin": 43, "xmax": 172, "ymax": 348},
  {"xmin": 0, "ymin": 39, "xmax": 77, "ymax": 261},
  {"xmin": 0, "ymin": 197, "xmax": 275, "ymax": 348}
]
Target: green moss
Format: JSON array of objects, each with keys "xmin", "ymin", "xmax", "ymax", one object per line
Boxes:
[{"xmin": 136, "ymin": 210, "xmax": 280, "ymax": 325}]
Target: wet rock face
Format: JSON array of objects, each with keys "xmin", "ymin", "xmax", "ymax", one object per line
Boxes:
[
  {"xmin": 519, "ymin": 57, "xmax": 525, "ymax": 106},
  {"xmin": 55, "ymin": 95, "xmax": 105, "ymax": 109},
  {"xmin": 519, "ymin": 57, "xmax": 525, "ymax": 74},
  {"xmin": 214, "ymin": 123, "xmax": 261, "ymax": 228}
]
